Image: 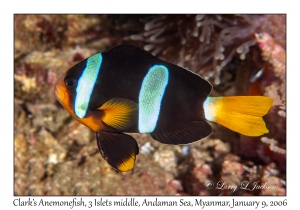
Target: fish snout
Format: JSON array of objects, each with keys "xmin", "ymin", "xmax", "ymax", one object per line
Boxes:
[
  {"xmin": 54, "ymin": 85, "xmax": 65, "ymax": 102},
  {"xmin": 54, "ymin": 72, "xmax": 67, "ymax": 102}
]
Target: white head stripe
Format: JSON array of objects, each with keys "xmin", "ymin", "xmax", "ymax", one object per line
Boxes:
[{"xmin": 75, "ymin": 53, "xmax": 102, "ymax": 118}]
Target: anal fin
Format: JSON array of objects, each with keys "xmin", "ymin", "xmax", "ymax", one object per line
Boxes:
[
  {"xmin": 96, "ymin": 131, "xmax": 139, "ymax": 172},
  {"xmin": 150, "ymin": 121, "xmax": 212, "ymax": 145}
]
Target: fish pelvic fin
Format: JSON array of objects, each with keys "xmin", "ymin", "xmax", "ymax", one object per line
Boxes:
[
  {"xmin": 203, "ymin": 96, "xmax": 273, "ymax": 136},
  {"xmin": 96, "ymin": 131, "xmax": 139, "ymax": 172}
]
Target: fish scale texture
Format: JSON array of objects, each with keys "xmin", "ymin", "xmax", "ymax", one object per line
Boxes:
[{"xmin": 138, "ymin": 65, "xmax": 169, "ymax": 133}]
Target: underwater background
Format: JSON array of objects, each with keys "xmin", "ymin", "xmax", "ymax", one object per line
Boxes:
[{"xmin": 14, "ymin": 14, "xmax": 286, "ymax": 195}]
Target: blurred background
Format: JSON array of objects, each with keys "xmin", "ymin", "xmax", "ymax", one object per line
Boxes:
[{"xmin": 14, "ymin": 14, "xmax": 286, "ymax": 195}]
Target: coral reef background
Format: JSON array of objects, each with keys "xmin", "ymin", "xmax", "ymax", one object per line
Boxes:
[{"xmin": 14, "ymin": 14, "xmax": 286, "ymax": 196}]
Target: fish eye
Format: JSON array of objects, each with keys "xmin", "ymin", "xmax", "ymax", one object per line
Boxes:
[{"xmin": 65, "ymin": 79, "xmax": 76, "ymax": 87}]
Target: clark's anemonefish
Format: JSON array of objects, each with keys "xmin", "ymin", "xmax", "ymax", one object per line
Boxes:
[{"xmin": 54, "ymin": 45, "xmax": 273, "ymax": 172}]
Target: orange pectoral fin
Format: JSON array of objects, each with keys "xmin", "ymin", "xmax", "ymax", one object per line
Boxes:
[
  {"xmin": 98, "ymin": 98, "xmax": 138, "ymax": 130},
  {"xmin": 204, "ymin": 96, "xmax": 273, "ymax": 136}
]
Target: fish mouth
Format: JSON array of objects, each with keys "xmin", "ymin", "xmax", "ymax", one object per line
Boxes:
[
  {"xmin": 54, "ymin": 72, "xmax": 66, "ymax": 103},
  {"xmin": 54, "ymin": 85, "xmax": 65, "ymax": 102}
]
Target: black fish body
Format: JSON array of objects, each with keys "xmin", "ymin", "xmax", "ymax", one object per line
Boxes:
[{"xmin": 54, "ymin": 45, "xmax": 273, "ymax": 171}]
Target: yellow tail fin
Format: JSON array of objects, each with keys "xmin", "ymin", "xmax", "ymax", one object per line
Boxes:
[{"xmin": 203, "ymin": 96, "xmax": 273, "ymax": 136}]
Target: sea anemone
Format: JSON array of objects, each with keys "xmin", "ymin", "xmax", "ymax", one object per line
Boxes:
[{"xmin": 124, "ymin": 14, "xmax": 260, "ymax": 85}]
